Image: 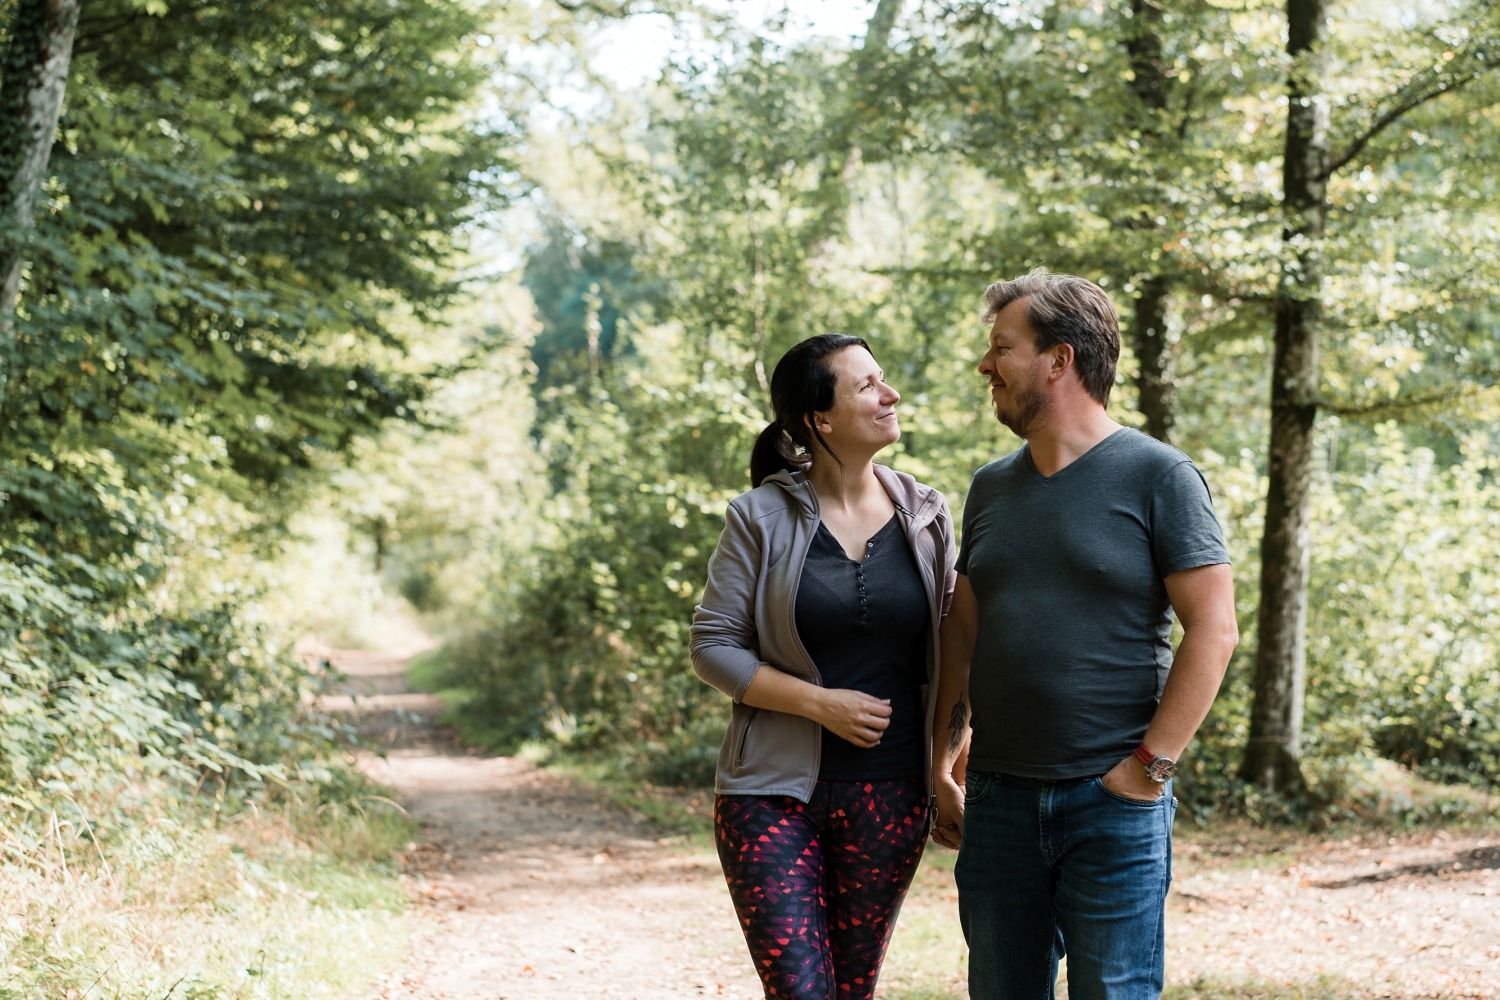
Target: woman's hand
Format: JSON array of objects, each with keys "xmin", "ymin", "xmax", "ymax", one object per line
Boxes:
[
  {"xmin": 815, "ymin": 689, "xmax": 892, "ymax": 748},
  {"xmin": 740, "ymin": 667, "xmax": 891, "ymax": 747}
]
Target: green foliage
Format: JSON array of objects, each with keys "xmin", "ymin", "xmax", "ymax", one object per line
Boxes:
[
  {"xmin": 0, "ymin": 0, "xmax": 506, "ymax": 794},
  {"xmin": 437, "ymin": 320, "xmax": 759, "ymax": 784},
  {"xmin": 0, "ymin": 554, "xmax": 245, "ymax": 809},
  {"xmin": 163, "ymin": 601, "xmax": 351, "ymax": 771},
  {"xmin": 1307, "ymin": 424, "xmax": 1500, "ymax": 788},
  {"xmin": 0, "ymin": 541, "xmax": 359, "ymax": 811},
  {"xmin": 523, "ymin": 217, "xmax": 665, "ymax": 388},
  {"xmin": 3, "ymin": 0, "xmax": 507, "ymax": 560},
  {"xmin": 645, "ymin": 33, "xmax": 874, "ymax": 376},
  {"xmin": 0, "ymin": 16, "xmax": 507, "ymax": 996},
  {"xmin": 1178, "ymin": 423, "xmax": 1500, "ymax": 824}
]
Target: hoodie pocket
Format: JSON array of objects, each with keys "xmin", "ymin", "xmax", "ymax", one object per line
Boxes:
[{"xmin": 730, "ymin": 709, "xmax": 758, "ymax": 774}]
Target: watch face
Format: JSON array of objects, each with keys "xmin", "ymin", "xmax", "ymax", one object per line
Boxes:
[{"xmin": 1146, "ymin": 757, "xmax": 1176, "ymax": 783}]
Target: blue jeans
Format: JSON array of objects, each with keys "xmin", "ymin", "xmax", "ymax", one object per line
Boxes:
[{"xmin": 955, "ymin": 770, "xmax": 1176, "ymax": 1000}]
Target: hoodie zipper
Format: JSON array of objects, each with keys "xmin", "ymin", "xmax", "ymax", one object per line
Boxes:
[{"xmin": 732, "ymin": 710, "xmax": 757, "ymax": 773}]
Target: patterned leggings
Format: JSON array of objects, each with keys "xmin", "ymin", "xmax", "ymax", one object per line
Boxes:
[{"xmin": 714, "ymin": 776, "xmax": 929, "ymax": 1000}]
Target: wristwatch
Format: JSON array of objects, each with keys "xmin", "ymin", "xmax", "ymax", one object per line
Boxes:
[{"xmin": 1134, "ymin": 743, "xmax": 1177, "ymax": 784}]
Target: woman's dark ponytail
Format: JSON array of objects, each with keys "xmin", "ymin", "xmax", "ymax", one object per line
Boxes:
[
  {"xmin": 749, "ymin": 421, "xmax": 806, "ymax": 488},
  {"xmin": 746, "ymin": 333, "xmax": 870, "ymax": 488}
]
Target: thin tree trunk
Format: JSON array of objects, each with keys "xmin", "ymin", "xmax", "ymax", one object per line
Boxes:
[
  {"xmin": 1122, "ymin": 0, "xmax": 1175, "ymax": 444},
  {"xmin": 819, "ymin": 0, "xmax": 904, "ymax": 193},
  {"xmin": 0, "ymin": 0, "xmax": 83, "ymax": 344},
  {"xmin": 1241, "ymin": 0, "xmax": 1328, "ymax": 794},
  {"xmin": 1133, "ymin": 275, "xmax": 1175, "ymax": 443}
]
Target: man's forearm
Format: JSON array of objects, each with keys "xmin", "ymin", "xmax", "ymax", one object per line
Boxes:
[
  {"xmin": 933, "ymin": 681, "xmax": 970, "ymax": 777},
  {"xmin": 931, "ymin": 576, "xmax": 978, "ymax": 779},
  {"xmin": 1143, "ymin": 626, "xmax": 1237, "ymax": 758},
  {"xmin": 1147, "ymin": 563, "xmax": 1239, "ymax": 759}
]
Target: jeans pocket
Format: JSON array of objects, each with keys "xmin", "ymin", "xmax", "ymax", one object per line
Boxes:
[
  {"xmin": 963, "ymin": 769, "xmax": 995, "ymax": 804},
  {"xmin": 1092, "ymin": 776, "xmax": 1168, "ymax": 807}
]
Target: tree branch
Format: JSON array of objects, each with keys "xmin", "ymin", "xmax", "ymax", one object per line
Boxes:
[
  {"xmin": 551, "ymin": 0, "xmax": 685, "ymax": 17},
  {"xmin": 73, "ymin": 1, "xmax": 217, "ymax": 55},
  {"xmin": 1320, "ymin": 377, "xmax": 1500, "ymax": 419},
  {"xmin": 1323, "ymin": 21, "xmax": 1500, "ymax": 179}
]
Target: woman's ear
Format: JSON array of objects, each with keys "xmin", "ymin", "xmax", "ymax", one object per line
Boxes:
[{"xmin": 808, "ymin": 411, "xmax": 832, "ymax": 434}]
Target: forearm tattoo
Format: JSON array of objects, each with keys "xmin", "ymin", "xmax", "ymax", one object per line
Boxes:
[{"xmin": 946, "ymin": 692, "xmax": 968, "ymax": 755}]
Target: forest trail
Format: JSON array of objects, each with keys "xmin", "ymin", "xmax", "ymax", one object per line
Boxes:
[
  {"xmin": 320, "ymin": 645, "xmax": 765, "ymax": 1000},
  {"xmin": 322, "ymin": 645, "xmax": 1500, "ymax": 1000}
]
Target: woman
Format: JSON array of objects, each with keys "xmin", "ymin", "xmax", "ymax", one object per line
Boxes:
[{"xmin": 690, "ymin": 334, "xmax": 957, "ymax": 1000}]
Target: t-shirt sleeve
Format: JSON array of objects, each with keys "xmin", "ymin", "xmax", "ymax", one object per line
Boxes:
[
  {"xmin": 955, "ymin": 474, "xmax": 982, "ymax": 576},
  {"xmin": 1150, "ymin": 461, "xmax": 1231, "ymax": 577}
]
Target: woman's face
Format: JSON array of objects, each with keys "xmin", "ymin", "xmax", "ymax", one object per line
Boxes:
[{"xmin": 812, "ymin": 347, "xmax": 902, "ymax": 457}]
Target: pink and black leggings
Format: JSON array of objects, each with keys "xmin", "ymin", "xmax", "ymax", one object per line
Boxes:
[{"xmin": 713, "ymin": 775, "xmax": 929, "ymax": 1000}]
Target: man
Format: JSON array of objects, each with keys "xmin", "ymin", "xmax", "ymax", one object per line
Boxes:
[{"xmin": 930, "ymin": 269, "xmax": 1239, "ymax": 999}]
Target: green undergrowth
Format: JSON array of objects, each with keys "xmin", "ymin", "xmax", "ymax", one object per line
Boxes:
[
  {"xmin": 1192, "ymin": 753, "xmax": 1500, "ymax": 834},
  {"xmin": 0, "ymin": 766, "xmax": 417, "ymax": 999},
  {"xmin": 403, "ymin": 646, "xmax": 490, "ymax": 744},
  {"xmin": 552, "ymin": 757, "xmax": 717, "ymax": 842}
]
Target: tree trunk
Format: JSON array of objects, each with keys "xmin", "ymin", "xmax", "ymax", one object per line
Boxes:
[
  {"xmin": 1122, "ymin": 0, "xmax": 1175, "ymax": 444},
  {"xmin": 1133, "ymin": 275, "xmax": 1175, "ymax": 443},
  {"xmin": 0, "ymin": 0, "xmax": 83, "ymax": 343},
  {"xmin": 820, "ymin": 0, "xmax": 903, "ymax": 188},
  {"xmin": 1240, "ymin": 0, "xmax": 1328, "ymax": 795},
  {"xmin": 861, "ymin": 0, "xmax": 902, "ymax": 54}
]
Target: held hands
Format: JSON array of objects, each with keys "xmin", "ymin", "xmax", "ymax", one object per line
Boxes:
[
  {"xmin": 816, "ymin": 689, "xmax": 892, "ymax": 748},
  {"xmin": 1101, "ymin": 753, "xmax": 1167, "ymax": 802},
  {"xmin": 930, "ymin": 771, "xmax": 964, "ymax": 849}
]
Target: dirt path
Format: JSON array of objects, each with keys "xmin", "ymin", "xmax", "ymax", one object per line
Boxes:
[
  {"xmin": 322, "ymin": 647, "xmax": 763, "ymax": 999},
  {"xmin": 324, "ymin": 647, "xmax": 1500, "ymax": 1000}
]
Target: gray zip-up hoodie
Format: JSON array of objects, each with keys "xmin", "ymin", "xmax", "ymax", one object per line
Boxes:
[{"xmin": 690, "ymin": 465, "xmax": 957, "ymax": 802}]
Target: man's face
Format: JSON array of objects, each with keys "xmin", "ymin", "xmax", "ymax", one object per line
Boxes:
[{"xmin": 977, "ymin": 297, "xmax": 1050, "ymax": 439}]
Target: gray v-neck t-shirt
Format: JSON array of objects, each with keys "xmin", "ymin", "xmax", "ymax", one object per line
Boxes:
[{"xmin": 956, "ymin": 428, "xmax": 1230, "ymax": 780}]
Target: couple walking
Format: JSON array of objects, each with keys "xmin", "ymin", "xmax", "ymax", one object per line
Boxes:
[{"xmin": 690, "ymin": 269, "xmax": 1240, "ymax": 999}]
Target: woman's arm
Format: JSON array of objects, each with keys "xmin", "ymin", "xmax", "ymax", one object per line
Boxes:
[
  {"xmin": 741, "ymin": 664, "xmax": 891, "ymax": 749},
  {"xmin": 689, "ymin": 502, "xmax": 773, "ymax": 702},
  {"xmin": 691, "ymin": 499, "xmax": 891, "ymax": 746}
]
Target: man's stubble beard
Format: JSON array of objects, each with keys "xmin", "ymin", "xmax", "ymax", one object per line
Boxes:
[{"xmin": 995, "ymin": 382, "xmax": 1048, "ymax": 440}]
